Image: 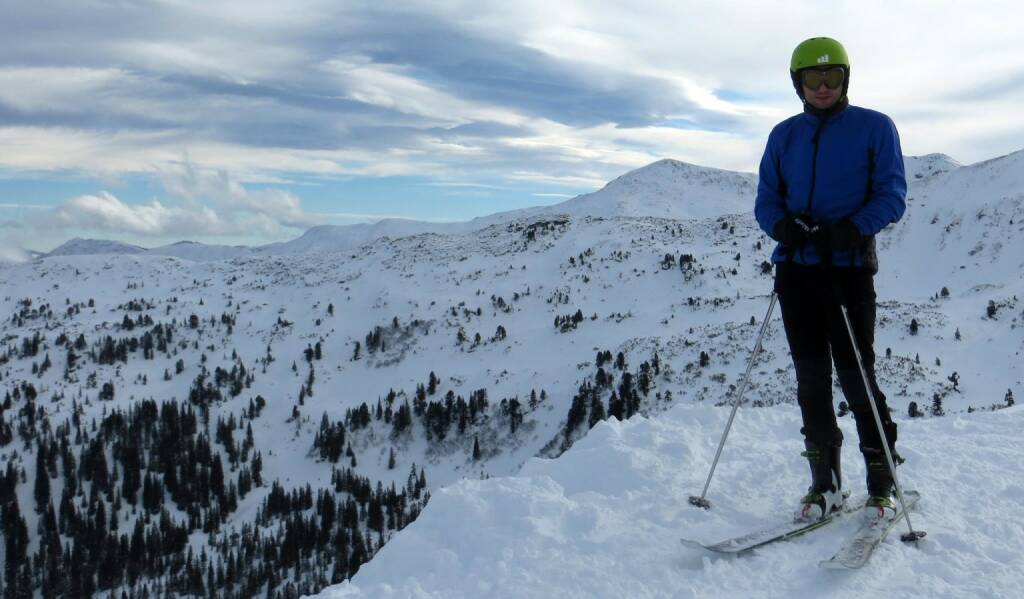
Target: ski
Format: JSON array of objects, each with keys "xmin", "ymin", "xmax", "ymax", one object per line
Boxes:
[
  {"xmin": 818, "ymin": 490, "xmax": 921, "ymax": 570},
  {"xmin": 682, "ymin": 494, "xmax": 865, "ymax": 555}
]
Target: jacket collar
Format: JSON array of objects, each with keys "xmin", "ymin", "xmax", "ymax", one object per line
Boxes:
[{"xmin": 802, "ymin": 97, "xmax": 849, "ymax": 121}]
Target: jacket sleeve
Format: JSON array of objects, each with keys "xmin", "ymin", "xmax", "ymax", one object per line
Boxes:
[
  {"xmin": 849, "ymin": 115, "xmax": 907, "ymax": 236},
  {"xmin": 754, "ymin": 129, "xmax": 787, "ymax": 239}
]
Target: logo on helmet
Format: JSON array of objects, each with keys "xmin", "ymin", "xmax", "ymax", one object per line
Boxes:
[{"xmin": 817, "ymin": 54, "xmax": 830, "ymax": 64}]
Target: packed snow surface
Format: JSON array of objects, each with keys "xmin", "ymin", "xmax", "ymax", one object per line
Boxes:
[{"xmin": 326, "ymin": 402, "xmax": 1024, "ymax": 599}]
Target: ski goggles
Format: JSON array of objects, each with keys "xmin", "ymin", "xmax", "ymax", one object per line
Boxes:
[{"xmin": 800, "ymin": 67, "xmax": 845, "ymax": 90}]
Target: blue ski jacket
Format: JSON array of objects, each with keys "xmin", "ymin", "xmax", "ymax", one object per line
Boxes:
[{"xmin": 754, "ymin": 104, "xmax": 907, "ymax": 270}]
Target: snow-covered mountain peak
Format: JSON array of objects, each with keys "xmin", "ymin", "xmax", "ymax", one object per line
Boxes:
[
  {"xmin": 149, "ymin": 240, "xmax": 252, "ymax": 261},
  {"xmin": 260, "ymin": 219, "xmax": 456, "ymax": 256},
  {"xmin": 904, "ymin": 153, "xmax": 961, "ymax": 181},
  {"xmin": 907, "ymin": 148, "xmax": 1024, "ymax": 208},
  {"xmin": 46, "ymin": 237, "xmax": 146, "ymax": 257},
  {"xmin": 551, "ymin": 159, "xmax": 756, "ymax": 221}
]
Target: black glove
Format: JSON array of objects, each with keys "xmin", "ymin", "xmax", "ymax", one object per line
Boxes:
[
  {"xmin": 828, "ymin": 219, "xmax": 865, "ymax": 251},
  {"xmin": 811, "ymin": 219, "xmax": 865, "ymax": 257},
  {"xmin": 772, "ymin": 214, "xmax": 819, "ymax": 248}
]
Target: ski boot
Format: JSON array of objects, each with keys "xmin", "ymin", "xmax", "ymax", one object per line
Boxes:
[
  {"xmin": 795, "ymin": 440, "xmax": 845, "ymax": 522},
  {"xmin": 862, "ymin": 447, "xmax": 897, "ymax": 523}
]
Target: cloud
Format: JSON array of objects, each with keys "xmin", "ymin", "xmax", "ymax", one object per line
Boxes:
[
  {"xmin": 315, "ymin": 211, "xmax": 456, "ymax": 223},
  {"xmin": 157, "ymin": 161, "xmax": 319, "ymax": 230},
  {"xmin": 1, "ymin": 0, "xmax": 1023, "ymax": 249},
  {"xmin": 39, "ymin": 164, "xmax": 321, "ymax": 239},
  {"xmin": 50, "ymin": 192, "xmax": 199, "ymax": 235},
  {"xmin": 0, "ymin": 1, "xmax": 773, "ymax": 188},
  {"xmin": 0, "ymin": 234, "xmax": 29, "ymax": 263},
  {"xmin": 0, "ymin": 203, "xmax": 49, "ymax": 210}
]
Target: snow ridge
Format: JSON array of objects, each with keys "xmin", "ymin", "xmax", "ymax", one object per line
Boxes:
[{"xmin": 328, "ymin": 404, "xmax": 1024, "ymax": 599}]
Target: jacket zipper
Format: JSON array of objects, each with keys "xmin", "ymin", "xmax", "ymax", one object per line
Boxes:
[{"xmin": 800, "ymin": 117, "xmax": 827, "ymax": 263}]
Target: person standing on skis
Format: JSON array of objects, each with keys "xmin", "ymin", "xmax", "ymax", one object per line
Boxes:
[{"xmin": 754, "ymin": 37, "xmax": 907, "ymax": 521}]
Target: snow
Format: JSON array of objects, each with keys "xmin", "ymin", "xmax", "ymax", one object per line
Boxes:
[
  {"xmin": 327, "ymin": 403, "xmax": 1024, "ymax": 599},
  {"xmin": 3, "ymin": 149, "xmax": 1022, "ymax": 597}
]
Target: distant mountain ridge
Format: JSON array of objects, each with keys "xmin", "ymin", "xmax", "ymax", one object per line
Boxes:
[
  {"xmin": 45, "ymin": 238, "xmax": 146, "ymax": 257},
  {"xmin": 41, "ymin": 150, "xmax": 1009, "ymax": 262},
  {"xmin": 44, "ymin": 157, "xmax": 760, "ymax": 261}
]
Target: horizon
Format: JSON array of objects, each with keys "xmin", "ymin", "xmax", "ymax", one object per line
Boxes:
[
  {"xmin": 30, "ymin": 149, "xmax": 979, "ymax": 256},
  {"xmin": 2, "ymin": 3, "xmax": 1023, "ymax": 253},
  {"xmin": 7, "ymin": 147, "xmax": 1000, "ymax": 256}
]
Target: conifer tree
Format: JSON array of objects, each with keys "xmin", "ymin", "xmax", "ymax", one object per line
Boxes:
[
  {"xmin": 588, "ymin": 396, "xmax": 606, "ymax": 428},
  {"xmin": 34, "ymin": 444, "xmax": 51, "ymax": 513}
]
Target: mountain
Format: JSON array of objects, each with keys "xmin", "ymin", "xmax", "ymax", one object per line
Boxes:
[
  {"xmin": 549, "ymin": 158, "xmax": 756, "ymax": 220},
  {"xmin": 36, "ymin": 155, "xmax": 963, "ymax": 261},
  {"xmin": 904, "ymin": 153, "xmax": 961, "ymax": 181},
  {"xmin": 38, "ymin": 159, "xmax": 758, "ymax": 260},
  {"xmin": 2, "ymin": 149, "xmax": 1022, "ymax": 598},
  {"xmin": 149, "ymin": 240, "xmax": 252, "ymax": 261},
  {"xmin": 46, "ymin": 237, "xmax": 146, "ymax": 257},
  {"xmin": 257, "ymin": 220, "xmax": 462, "ymax": 256},
  {"xmin": 880, "ymin": 148, "xmax": 1024, "ymax": 295},
  {"xmin": 253, "ymin": 159, "xmax": 756, "ymax": 257}
]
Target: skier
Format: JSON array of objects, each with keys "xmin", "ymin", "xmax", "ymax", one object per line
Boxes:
[{"xmin": 754, "ymin": 37, "xmax": 907, "ymax": 521}]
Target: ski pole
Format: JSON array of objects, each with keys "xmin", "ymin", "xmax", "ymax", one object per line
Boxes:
[
  {"xmin": 836, "ymin": 303, "xmax": 926, "ymax": 542},
  {"xmin": 689, "ymin": 292, "xmax": 777, "ymax": 509}
]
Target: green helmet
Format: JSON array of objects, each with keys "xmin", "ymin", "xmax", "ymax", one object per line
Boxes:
[
  {"xmin": 790, "ymin": 37, "xmax": 851, "ymax": 103},
  {"xmin": 790, "ymin": 37, "xmax": 849, "ymax": 73}
]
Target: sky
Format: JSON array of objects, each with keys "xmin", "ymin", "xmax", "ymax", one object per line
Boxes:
[{"xmin": 1, "ymin": 0, "xmax": 1022, "ymax": 254}]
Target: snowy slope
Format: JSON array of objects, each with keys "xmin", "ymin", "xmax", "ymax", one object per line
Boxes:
[
  {"xmin": 876, "ymin": 148, "xmax": 1024, "ymax": 392},
  {"xmin": 327, "ymin": 403, "xmax": 1024, "ymax": 599}
]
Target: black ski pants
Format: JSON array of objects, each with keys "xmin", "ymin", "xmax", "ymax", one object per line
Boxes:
[{"xmin": 774, "ymin": 262, "xmax": 897, "ymax": 453}]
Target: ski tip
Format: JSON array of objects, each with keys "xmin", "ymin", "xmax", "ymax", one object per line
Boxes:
[
  {"xmin": 900, "ymin": 530, "xmax": 927, "ymax": 543},
  {"xmin": 818, "ymin": 559, "xmax": 854, "ymax": 570},
  {"xmin": 688, "ymin": 496, "xmax": 712, "ymax": 510},
  {"xmin": 680, "ymin": 538, "xmax": 706, "ymax": 551}
]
